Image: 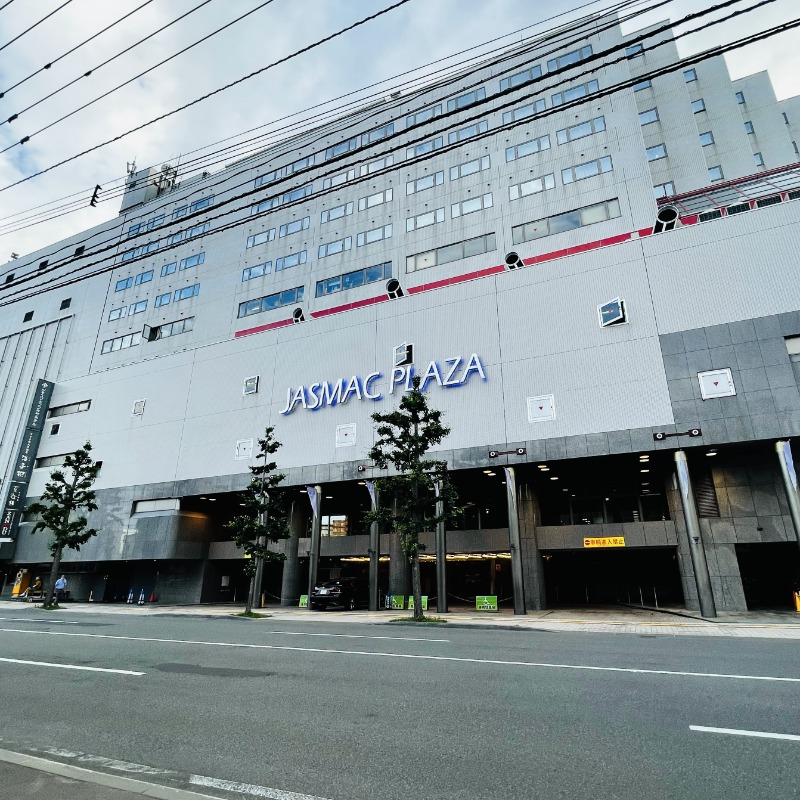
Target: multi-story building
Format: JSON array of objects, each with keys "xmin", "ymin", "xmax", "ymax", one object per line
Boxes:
[{"xmin": 2, "ymin": 11, "xmax": 800, "ymax": 614}]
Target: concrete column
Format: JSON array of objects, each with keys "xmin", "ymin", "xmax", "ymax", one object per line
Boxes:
[
  {"xmin": 674, "ymin": 450, "xmax": 717, "ymax": 618},
  {"xmin": 776, "ymin": 440, "xmax": 800, "ymax": 554},
  {"xmin": 366, "ymin": 482, "xmax": 380, "ymax": 611},
  {"xmin": 306, "ymin": 485, "xmax": 322, "ymax": 600},
  {"xmin": 281, "ymin": 500, "xmax": 307, "ymax": 606},
  {"xmin": 435, "ymin": 482, "xmax": 447, "ymax": 614},
  {"xmin": 503, "ymin": 467, "xmax": 526, "ymax": 615},
  {"xmin": 517, "ymin": 479, "xmax": 546, "ymax": 610}
]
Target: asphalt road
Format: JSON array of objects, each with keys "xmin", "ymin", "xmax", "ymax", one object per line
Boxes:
[{"xmin": 0, "ymin": 611, "xmax": 798, "ymax": 800}]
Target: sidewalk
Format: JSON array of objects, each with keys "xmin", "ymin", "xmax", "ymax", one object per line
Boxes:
[{"xmin": 2, "ymin": 598, "xmax": 799, "ymax": 638}]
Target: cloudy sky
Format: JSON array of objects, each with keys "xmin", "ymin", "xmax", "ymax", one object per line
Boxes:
[{"xmin": 0, "ymin": 0, "xmax": 798, "ymax": 258}]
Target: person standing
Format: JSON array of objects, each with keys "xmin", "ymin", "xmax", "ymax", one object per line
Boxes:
[{"xmin": 54, "ymin": 575, "xmax": 67, "ymax": 602}]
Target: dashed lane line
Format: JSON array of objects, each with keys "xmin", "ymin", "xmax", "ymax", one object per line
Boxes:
[
  {"xmin": 0, "ymin": 656, "xmax": 144, "ymax": 675},
  {"xmin": 690, "ymin": 725, "xmax": 800, "ymax": 741}
]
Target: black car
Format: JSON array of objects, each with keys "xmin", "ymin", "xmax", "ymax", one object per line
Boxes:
[{"xmin": 310, "ymin": 578, "xmax": 368, "ymax": 610}]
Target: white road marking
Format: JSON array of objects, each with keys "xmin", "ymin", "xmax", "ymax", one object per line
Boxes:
[
  {"xmin": 0, "ymin": 617, "xmax": 80, "ymax": 624},
  {"xmin": 190, "ymin": 774, "xmax": 333, "ymax": 799},
  {"xmin": 0, "ymin": 656, "xmax": 144, "ymax": 675},
  {"xmin": 690, "ymin": 725, "xmax": 800, "ymax": 741},
  {"xmin": 1, "ymin": 627, "xmax": 797, "ymax": 682},
  {"xmin": 261, "ymin": 630, "xmax": 449, "ymax": 642},
  {"xmin": 39, "ymin": 747, "xmax": 174, "ymax": 774}
]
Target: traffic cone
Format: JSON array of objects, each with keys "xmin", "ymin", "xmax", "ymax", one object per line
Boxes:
[
  {"xmin": 138, "ymin": 589, "xmax": 145, "ymax": 605},
  {"xmin": 149, "ymin": 591, "xmax": 155, "ymax": 603},
  {"xmin": 127, "ymin": 588, "xmax": 134, "ymax": 604}
]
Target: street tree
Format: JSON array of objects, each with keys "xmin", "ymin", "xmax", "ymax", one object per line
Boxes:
[
  {"xmin": 226, "ymin": 426, "xmax": 290, "ymax": 614},
  {"xmin": 28, "ymin": 441, "xmax": 102, "ymax": 608},
  {"xmin": 367, "ymin": 376, "xmax": 460, "ymax": 620}
]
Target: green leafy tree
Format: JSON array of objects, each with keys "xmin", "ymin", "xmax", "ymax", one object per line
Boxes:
[
  {"xmin": 226, "ymin": 427, "xmax": 290, "ymax": 614},
  {"xmin": 27, "ymin": 441, "xmax": 101, "ymax": 608},
  {"xmin": 366, "ymin": 377, "xmax": 460, "ymax": 620}
]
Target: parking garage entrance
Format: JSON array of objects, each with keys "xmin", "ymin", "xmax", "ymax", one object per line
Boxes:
[
  {"xmin": 542, "ymin": 547, "xmax": 684, "ymax": 608},
  {"xmin": 736, "ymin": 543, "xmax": 800, "ymax": 610}
]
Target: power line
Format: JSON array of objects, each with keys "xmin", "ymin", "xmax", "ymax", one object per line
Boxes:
[
  {"xmin": 0, "ymin": 0, "xmax": 18, "ymax": 12},
  {"xmin": 0, "ymin": 0, "xmax": 639, "ymax": 230},
  {"xmin": 0, "ymin": 0, "xmax": 157, "ymax": 100},
  {"xmin": 0, "ymin": 0, "xmax": 416, "ymax": 193},
  {"xmin": 0, "ymin": 0, "xmax": 786, "ymax": 300},
  {"xmin": 1, "ymin": 0, "xmax": 217, "ymax": 131},
  {"xmin": 0, "ymin": 0, "xmax": 74, "ymax": 53}
]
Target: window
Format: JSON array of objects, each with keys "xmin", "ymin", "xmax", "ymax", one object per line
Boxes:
[
  {"xmin": 242, "ymin": 262, "xmax": 272, "ymax": 281},
  {"xmin": 407, "ymin": 171, "xmax": 444, "ymax": 195},
  {"xmin": 450, "ymin": 155, "xmax": 490, "ymax": 180},
  {"xmin": 448, "ymin": 120, "xmax": 488, "ymax": 145},
  {"xmin": 406, "ymin": 104, "xmax": 441, "ymax": 127},
  {"xmin": 406, "ymin": 209, "xmax": 444, "ymax": 232},
  {"xmin": 23, "ymin": 311, "xmax": 33, "ymax": 323},
  {"xmin": 180, "ymin": 253, "xmax": 205, "ymax": 270},
  {"xmin": 186, "ymin": 222, "xmax": 209, "ymax": 239},
  {"xmin": 279, "ymin": 217, "xmax": 310, "ymax": 238},
  {"xmin": 190, "ymin": 197, "xmax": 213, "ymax": 213},
  {"xmin": 128, "ymin": 223, "xmax": 143, "ymax": 237},
  {"xmin": 144, "ymin": 317, "xmax": 194, "ymax": 341},
  {"xmin": 316, "ymin": 262, "xmax": 391, "ymax": 297},
  {"xmin": 35, "ymin": 454, "xmax": 69, "ymax": 469},
  {"xmin": 237, "ymin": 286, "xmax": 304, "ymax": 318},
  {"xmin": 505, "ymin": 134, "xmax": 550, "ymax": 162},
  {"xmin": 172, "ymin": 205, "xmax": 187, "ymax": 220},
  {"xmin": 735, "ymin": 91, "xmax": 745, "ymax": 104},
  {"xmin": 325, "ymin": 137, "xmax": 358, "ymax": 159},
  {"xmin": 754, "ymin": 152, "xmax": 764, "ymax": 167},
  {"xmin": 692, "ymin": 98, "xmax": 706, "ymax": 113},
  {"xmin": 174, "ymin": 284, "xmax": 200, "ymax": 302},
  {"xmin": 320, "ymin": 202, "xmax": 354, "ymax": 223},
  {"xmin": 556, "ymin": 115, "xmax": 605, "ymax": 144},
  {"xmin": 284, "ymin": 184, "xmax": 312, "ymax": 203},
  {"xmin": 699, "ymin": 131, "xmax": 714, "ymax": 146},
  {"xmin": 246, "ymin": 229, "xmax": 276, "ymax": 248},
  {"xmin": 128, "ymin": 300, "xmax": 147, "ymax": 316},
  {"xmin": 361, "ymin": 123, "xmax": 394, "ymax": 147},
  {"xmin": 551, "ymin": 78, "xmax": 598, "ymax": 106},
  {"xmin": 646, "ymin": 144, "xmax": 667, "ymax": 161},
  {"xmin": 101, "ymin": 332, "xmax": 140, "ymax": 354},
  {"xmin": 406, "ymin": 232, "xmax": 496, "ymax": 273},
  {"xmin": 708, "ymin": 165, "xmax": 723, "ymax": 181},
  {"xmin": 49, "ymin": 400, "xmax": 91, "ymax": 418},
  {"xmin": 446, "ymin": 87, "xmax": 486, "ymax": 112},
  {"xmin": 512, "ymin": 198, "xmax": 621, "ymax": 245},
  {"xmin": 318, "ymin": 237, "xmax": 353, "ymax": 258},
  {"xmin": 744, "ymin": 121, "xmax": 754, "ymax": 134},
  {"xmin": 288, "ymin": 155, "xmax": 314, "ymax": 175},
  {"xmin": 358, "ymin": 188, "xmax": 393, "ymax": 211},
  {"xmin": 509, "ymin": 173, "xmax": 555, "ymax": 201},
  {"xmin": 322, "ymin": 168, "xmax": 355, "ymax": 190},
  {"xmin": 275, "ymin": 250, "xmax": 307, "ymax": 270},
  {"xmin": 499, "ymin": 65, "xmax": 542, "ymax": 91},
  {"xmin": 684, "ymin": 68, "xmax": 697, "ymax": 82},
  {"xmin": 547, "ymin": 45, "xmax": 592, "ymax": 72},
  {"xmin": 115, "ymin": 277, "xmax": 133, "ymax": 292},
  {"xmin": 134, "ymin": 269, "xmax": 153, "ymax": 285},
  {"xmin": 108, "ymin": 306, "xmax": 127, "ymax": 321},
  {"xmin": 251, "ymin": 195, "xmax": 282, "ymax": 215},
  {"xmin": 653, "ymin": 182, "xmax": 675, "ymax": 199},
  {"xmin": 407, "ymin": 136, "xmax": 443, "ymax": 159},
  {"xmin": 625, "ymin": 43, "xmax": 643, "ymax": 58},
  {"xmin": 633, "ymin": 79, "xmax": 652, "ymax": 92},
  {"xmin": 59, "ymin": 298, "xmax": 71, "ymax": 310},
  {"xmin": 147, "ymin": 215, "xmax": 164, "ymax": 231},
  {"xmin": 165, "ymin": 232, "xmax": 183, "ymax": 246},
  {"xmin": 502, "ymin": 101, "xmax": 544, "ymax": 125},
  {"xmin": 155, "ymin": 292, "xmax": 171, "ymax": 308},
  {"xmin": 561, "ymin": 155, "xmax": 613, "ymax": 183},
  {"xmin": 451, "ymin": 193, "xmax": 492, "ymax": 218},
  {"xmin": 161, "ymin": 262, "xmax": 177, "ymax": 277},
  {"xmin": 359, "ymin": 155, "xmax": 393, "ymax": 177},
  {"xmin": 638, "ymin": 108, "xmax": 659, "ymax": 125},
  {"xmin": 254, "ymin": 167, "xmax": 286, "ymax": 188},
  {"xmin": 357, "ymin": 224, "xmax": 392, "ymax": 246}
]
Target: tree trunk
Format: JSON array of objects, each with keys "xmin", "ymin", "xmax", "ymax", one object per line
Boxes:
[
  {"xmin": 411, "ymin": 550, "xmax": 423, "ymax": 620},
  {"xmin": 45, "ymin": 543, "xmax": 63, "ymax": 608},
  {"xmin": 245, "ymin": 571, "xmax": 256, "ymax": 614}
]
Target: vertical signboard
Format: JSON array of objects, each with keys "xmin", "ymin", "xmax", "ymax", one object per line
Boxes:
[{"xmin": 0, "ymin": 379, "xmax": 54, "ymax": 542}]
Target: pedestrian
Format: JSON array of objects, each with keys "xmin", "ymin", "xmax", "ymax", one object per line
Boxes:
[{"xmin": 55, "ymin": 574, "xmax": 67, "ymax": 602}]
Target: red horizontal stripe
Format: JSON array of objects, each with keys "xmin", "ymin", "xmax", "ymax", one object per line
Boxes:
[
  {"xmin": 235, "ymin": 318, "xmax": 293, "ymax": 338},
  {"xmin": 311, "ymin": 293, "xmax": 388, "ymax": 319},
  {"xmin": 408, "ymin": 264, "xmax": 505, "ymax": 294}
]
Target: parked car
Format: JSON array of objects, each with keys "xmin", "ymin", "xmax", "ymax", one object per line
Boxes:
[{"xmin": 310, "ymin": 578, "xmax": 368, "ymax": 610}]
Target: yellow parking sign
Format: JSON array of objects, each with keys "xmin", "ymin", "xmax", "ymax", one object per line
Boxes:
[{"xmin": 583, "ymin": 536, "xmax": 625, "ymax": 548}]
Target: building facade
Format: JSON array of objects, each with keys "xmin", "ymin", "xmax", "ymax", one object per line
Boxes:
[{"xmin": 2, "ymin": 12, "xmax": 800, "ymax": 613}]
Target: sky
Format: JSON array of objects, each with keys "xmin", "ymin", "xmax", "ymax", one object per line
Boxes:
[{"xmin": 0, "ymin": 0, "xmax": 798, "ymax": 259}]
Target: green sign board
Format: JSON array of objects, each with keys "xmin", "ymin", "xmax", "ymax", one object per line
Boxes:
[
  {"xmin": 299, "ymin": 594, "xmax": 309, "ymax": 608},
  {"xmin": 407, "ymin": 595, "xmax": 428, "ymax": 611},
  {"xmin": 476, "ymin": 595, "xmax": 498, "ymax": 612},
  {"xmin": 390, "ymin": 595, "xmax": 405, "ymax": 610}
]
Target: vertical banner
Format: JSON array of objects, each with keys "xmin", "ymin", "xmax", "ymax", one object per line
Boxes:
[
  {"xmin": 306, "ymin": 485, "xmax": 320, "ymax": 519},
  {"xmin": 365, "ymin": 480, "xmax": 377, "ymax": 509},
  {"xmin": 0, "ymin": 379, "xmax": 54, "ymax": 542}
]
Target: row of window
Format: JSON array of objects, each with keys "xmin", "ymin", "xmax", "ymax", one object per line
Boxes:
[
  {"xmin": 49, "ymin": 399, "xmax": 91, "ymax": 418},
  {"xmin": 511, "ymin": 198, "xmax": 621, "ymax": 246},
  {"xmin": 102, "ymin": 315, "xmax": 195, "ymax": 353},
  {"xmin": 237, "ymin": 286, "xmax": 305, "ymax": 318},
  {"xmin": 315, "ymin": 261, "xmax": 392, "ymax": 297},
  {"xmin": 241, "ymin": 251, "xmax": 308, "ymax": 281}
]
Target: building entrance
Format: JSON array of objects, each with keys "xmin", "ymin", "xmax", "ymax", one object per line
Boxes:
[
  {"xmin": 542, "ymin": 547, "xmax": 684, "ymax": 607},
  {"xmin": 736, "ymin": 543, "xmax": 800, "ymax": 610}
]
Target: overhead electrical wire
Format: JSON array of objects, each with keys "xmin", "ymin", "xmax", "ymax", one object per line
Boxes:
[
  {"xmin": 0, "ymin": 0, "xmax": 786, "ymax": 301},
  {"xmin": 0, "ymin": 0, "xmax": 74, "ymax": 54},
  {"xmin": 0, "ymin": 0, "xmax": 217, "ymax": 130},
  {"xmin": 0, "ymin": 0, "xmax": 653, "ymax": 230},
  {"xmin": 0, "ymin": 0, "xmax": 18, "ymax": 12},
  {"xmin": 0, "ymin": 0, "xmax": 157, "ymax": 100}
]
